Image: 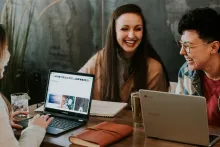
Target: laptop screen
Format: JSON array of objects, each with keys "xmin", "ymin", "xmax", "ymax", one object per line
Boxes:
[{"xmin": 44, "ymin": 70, "xmax": 94, "ymax": 117}]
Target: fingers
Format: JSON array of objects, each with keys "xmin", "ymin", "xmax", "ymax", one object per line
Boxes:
[
  {"xmin": 12, "ymin": 111, "xmax": 28, "ymax": 117},
  {"xmin": 46, "ymin": 117, "xmax": 54, "ymax": 125},
  {"xmin": 13, "ymin": 118, "xmax": 19, "ymax": 123},
  {"xmin": 11, "ymin": 123, "xmax": 23, "ymax": 129},
  {"xmin": 40, "ymin": 115, "xmax": 49, "ymax": 121}
]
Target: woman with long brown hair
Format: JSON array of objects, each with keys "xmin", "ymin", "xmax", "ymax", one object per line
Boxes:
[
  {"xmin": 79, "ymin": 4, "xmax": 170, "ymax": 102},
  {"xmin": 0, "ymin": 24, "xmax": 53, "ymax": 147}
]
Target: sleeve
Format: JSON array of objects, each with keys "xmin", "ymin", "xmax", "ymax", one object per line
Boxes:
[
  {"xmin": 0, "ymin": 98, "xmax": 46, "ymax": 147},
  {"xmin": 147, "ymin": 58, "xmax": 168, "ymax": 92},
  {"xmin": 18, "ymin": 125, "xmax": 46, "ymax": 147}
]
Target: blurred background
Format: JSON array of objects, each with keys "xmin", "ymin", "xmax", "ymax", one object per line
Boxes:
[{"xmin": 0, "ymin": 0, "xmax": 220, "ymax": 104}]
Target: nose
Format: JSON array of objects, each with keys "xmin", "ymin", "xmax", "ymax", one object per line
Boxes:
[
  {"xmin": 179, "ymin": 46, "xmax": 186, "ymax": 55},
  {"xmin": 128, "ymin": 30, "xmax": 135, "ymax": 39}
]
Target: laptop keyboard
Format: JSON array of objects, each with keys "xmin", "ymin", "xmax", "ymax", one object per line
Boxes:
[{"xmin": 49, "ymin": 117, "xmax": 82, "ymax": 130}]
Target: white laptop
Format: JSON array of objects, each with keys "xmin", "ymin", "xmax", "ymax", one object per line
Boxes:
[{"xmin": 139, "ymin": 89, "xmax": 220, "ymax": 147}]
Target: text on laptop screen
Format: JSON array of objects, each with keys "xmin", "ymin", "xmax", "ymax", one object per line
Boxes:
[{"xmin": 45, "ymin": 72, "xmax": 93, "ymax": 115}]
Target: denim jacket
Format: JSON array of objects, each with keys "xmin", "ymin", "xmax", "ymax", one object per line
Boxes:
[{"xmin": 175, "ymin": 62, "xmax": 203, "ymax": 96}]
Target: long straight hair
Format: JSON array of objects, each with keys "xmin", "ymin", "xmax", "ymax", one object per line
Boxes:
[
  {"xmin": 0, "ymin": 24, "xmax": 12, "ymax": 118},
  {"xmin": 101, "ymin": 4, "xmax": 170, "ymax": 102}
]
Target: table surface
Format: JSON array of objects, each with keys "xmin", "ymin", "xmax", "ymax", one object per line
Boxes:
[{"xmin": 15, "ymin": 104, "xmax": 220, "ymax": 147}]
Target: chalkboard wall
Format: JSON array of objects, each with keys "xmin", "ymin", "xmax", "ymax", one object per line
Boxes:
[{"xmin": 0, "ymin": 0, "xmax": 220, "ymax": 102}]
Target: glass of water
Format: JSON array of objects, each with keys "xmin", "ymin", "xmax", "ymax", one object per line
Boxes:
[{"xmin": 11, "ymin": 93, "xmax": 30, "ymax": 116}]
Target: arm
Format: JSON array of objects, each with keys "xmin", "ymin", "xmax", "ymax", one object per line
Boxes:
[
  {"xmin": 18, "ymin": 125, "xmax": 46, "ymax": 147},
  {"xmin": 147, "ymin": 58, "xmax": 168, "ymax": 92},
  {"xmin": 0, "ymin": 98, "xmax": 47, "ymax": 147}
]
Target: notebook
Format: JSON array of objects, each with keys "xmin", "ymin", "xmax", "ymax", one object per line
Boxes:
[
  {"xmin": 90, "ymin": 100, "xmax": 127, "ymax": 117},
  {"xmin": 69, "ymin": 121, "xmax": 133, "ymax": 147},
  {"xmin": 18, "ymin": 70, "xmax": 95, "ymax": 136},
  {"xmin": 35, "ymin": 100, "xmax": 127, "ymax": 117}
]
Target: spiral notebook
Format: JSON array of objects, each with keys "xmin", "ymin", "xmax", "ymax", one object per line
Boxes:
[{"xmin": 35, "ymin": 100, "xmax": 127, "ymax": 117}]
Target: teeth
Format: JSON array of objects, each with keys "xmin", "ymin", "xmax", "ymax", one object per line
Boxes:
[{"xmin": 125, "ymin": 41, "xmax": 135, "ymax": 44}]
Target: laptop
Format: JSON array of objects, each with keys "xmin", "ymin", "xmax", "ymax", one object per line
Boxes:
[
  {"xmin": 139, "ymin": 89, "xmax": 220, "ymax": 147},
  {"xmin": 18, "ymin": 70, "xmax": 94, "ymax": 135}
]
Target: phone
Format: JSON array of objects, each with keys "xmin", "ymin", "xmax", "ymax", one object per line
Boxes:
[{"xmin": 17, "ymin": 117, "xmax": 33, "ymax": 129}]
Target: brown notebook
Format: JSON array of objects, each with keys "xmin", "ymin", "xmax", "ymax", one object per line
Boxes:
[{"xmin": 69, "ymin": 121, "xmax": 133, "ymax": 147}]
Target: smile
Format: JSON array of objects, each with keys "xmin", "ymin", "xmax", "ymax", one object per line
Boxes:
[{"xmin": 125, "ymin": 40, "xmax": 136, "ymax": 44}]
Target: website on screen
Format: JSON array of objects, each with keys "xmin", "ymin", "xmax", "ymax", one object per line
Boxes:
[{"xmin": 45, "ymin": 72, "xmax": 93, "ymax": 115}]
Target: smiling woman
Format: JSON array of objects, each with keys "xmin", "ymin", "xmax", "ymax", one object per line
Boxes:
[{"xmin": 79, "ymin": 4, "xmax": 170, "ymax": 103}]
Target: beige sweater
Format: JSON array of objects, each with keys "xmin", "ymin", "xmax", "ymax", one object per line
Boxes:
[
  {"xmin": 0, "ymin": 97, "xmax": 46, "ymax": 147},
  {"xmin": 79, "ymin": 49, "xmax": 168, "ymax": 102}
]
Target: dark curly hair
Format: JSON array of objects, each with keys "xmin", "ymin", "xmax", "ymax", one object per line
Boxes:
[{"xmin": 178, "ymin": 7, "xmax": 220, "ymax": 43}]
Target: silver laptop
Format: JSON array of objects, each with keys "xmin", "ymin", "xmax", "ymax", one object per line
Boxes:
[
  {"xmin": 139, "ymin": 89, "xmax": 220, "ymax": 147},
  {"xmin": 18, "ymin": 70, "xmax": 94, "ymax": 135}
]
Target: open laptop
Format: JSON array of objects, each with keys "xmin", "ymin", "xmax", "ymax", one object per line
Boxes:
[
  {"xmin": 18, "ymin": 70, "xmax": 94, "ymax": 135},
  {"xmin": 139, "ymin": 89, "xmax": 220, "ymax": 147}
]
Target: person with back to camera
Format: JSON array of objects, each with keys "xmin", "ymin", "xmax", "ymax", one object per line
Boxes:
[
  {"xmin": 79, "ymin": 4, "xmax": 170, "ymax": 103},
  {"xmin": 175, "ymin": 7, "xmax": 220, "ymax": 126},
  {"xmin": 0, "ymin": 24, "xmax": 54, "ymax": 147}
]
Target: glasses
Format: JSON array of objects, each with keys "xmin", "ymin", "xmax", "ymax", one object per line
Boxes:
[{"xmin": 178, "ymin": 41, "xmax": 211, "ymax": 53}]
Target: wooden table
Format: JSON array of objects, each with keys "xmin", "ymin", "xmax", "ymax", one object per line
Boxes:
[{"xmin": 15, "ymin": 104, "xmax": 220, "ymax": 147}]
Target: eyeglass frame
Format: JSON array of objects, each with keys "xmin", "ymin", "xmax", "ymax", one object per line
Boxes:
[{"xmin": 178, "ymin": 40, "xmax": 212, "ymax": 53}]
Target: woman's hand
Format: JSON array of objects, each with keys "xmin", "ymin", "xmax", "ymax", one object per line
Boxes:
[
  {"xmin": 10, "ymin": 111, "xmax": 28, "ymax": 129},
  {"xmin": 29, "ymin": 114, "xmax": 53, "ymax": 129}
]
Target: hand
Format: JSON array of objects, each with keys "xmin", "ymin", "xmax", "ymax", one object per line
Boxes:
[
  {"xmin": 29, "ymin": 114, "xmax": 54, "ymax": 129},
  {"xmin": 10, "ymin": 111, "xmax": 28, "ymax": 129}
]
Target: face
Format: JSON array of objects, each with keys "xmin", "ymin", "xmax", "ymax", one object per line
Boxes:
[
  {"xmin": 180, "ymin": 30, "xmax": 213, "ymax": 71},
  {"xmin": 115, "ymin": 13, "xmax": 143, "ymax": 58},
  {"xmin": 0, "ymin": 46, "xmax": 10, "ymax": 79}
]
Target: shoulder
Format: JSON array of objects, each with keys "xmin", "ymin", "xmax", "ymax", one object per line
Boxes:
[
  {"xmin": 146, "ymin": 58, "xmax": 168, "ymax": 91},
  {"xmin": 0, "ymin": 95, "xmax": 7, "ymax": 111},
  {"xmin": 146, "ymin": 57, "xmax": 164, "ymax": 81},
  {"xmin": 147, "ymin": 57, "xmax": 163, "ymax": 73},
  {"xmin": 86, "ymin": 49, "xmax": 104, "ymax": 65},
  {"xmin": 78, "ymin": 49, "xmax": 104, "ymax": 73},
  {"xmin": 87, "ymin": 49, "xmax": 104, "ymax": 63}
]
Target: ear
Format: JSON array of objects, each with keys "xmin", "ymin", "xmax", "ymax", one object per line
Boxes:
[{"xmin": 210, "ymin": 41, "xmax": 220, "ymax": 55}]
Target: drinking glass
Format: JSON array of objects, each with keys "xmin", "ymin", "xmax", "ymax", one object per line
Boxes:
[
  {"xmin": 11, "ymin": 93, "xmax": 30, "ymax": 116},
  {"xmin": 131, "ymin": 91, "xmax": 143, "ymax": 127}
]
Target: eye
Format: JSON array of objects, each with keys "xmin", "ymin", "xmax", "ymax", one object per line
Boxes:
[
  {"xmin": 121, "ymin": 28, "xmax": 128, "ymax": 31},
  {"xmin": 135, "ymin": 27, "xmax": 142, "ymax": 31}
]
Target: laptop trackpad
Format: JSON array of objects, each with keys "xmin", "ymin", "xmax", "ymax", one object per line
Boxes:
[{"xmin": 46, "ymin": 127, "xmax": 64, "ymax": 135}]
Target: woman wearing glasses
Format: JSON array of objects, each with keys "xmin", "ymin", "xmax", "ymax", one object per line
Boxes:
[{"xmin": 176, "ymin": 7, "xmax": 220, "ymax": 126}]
